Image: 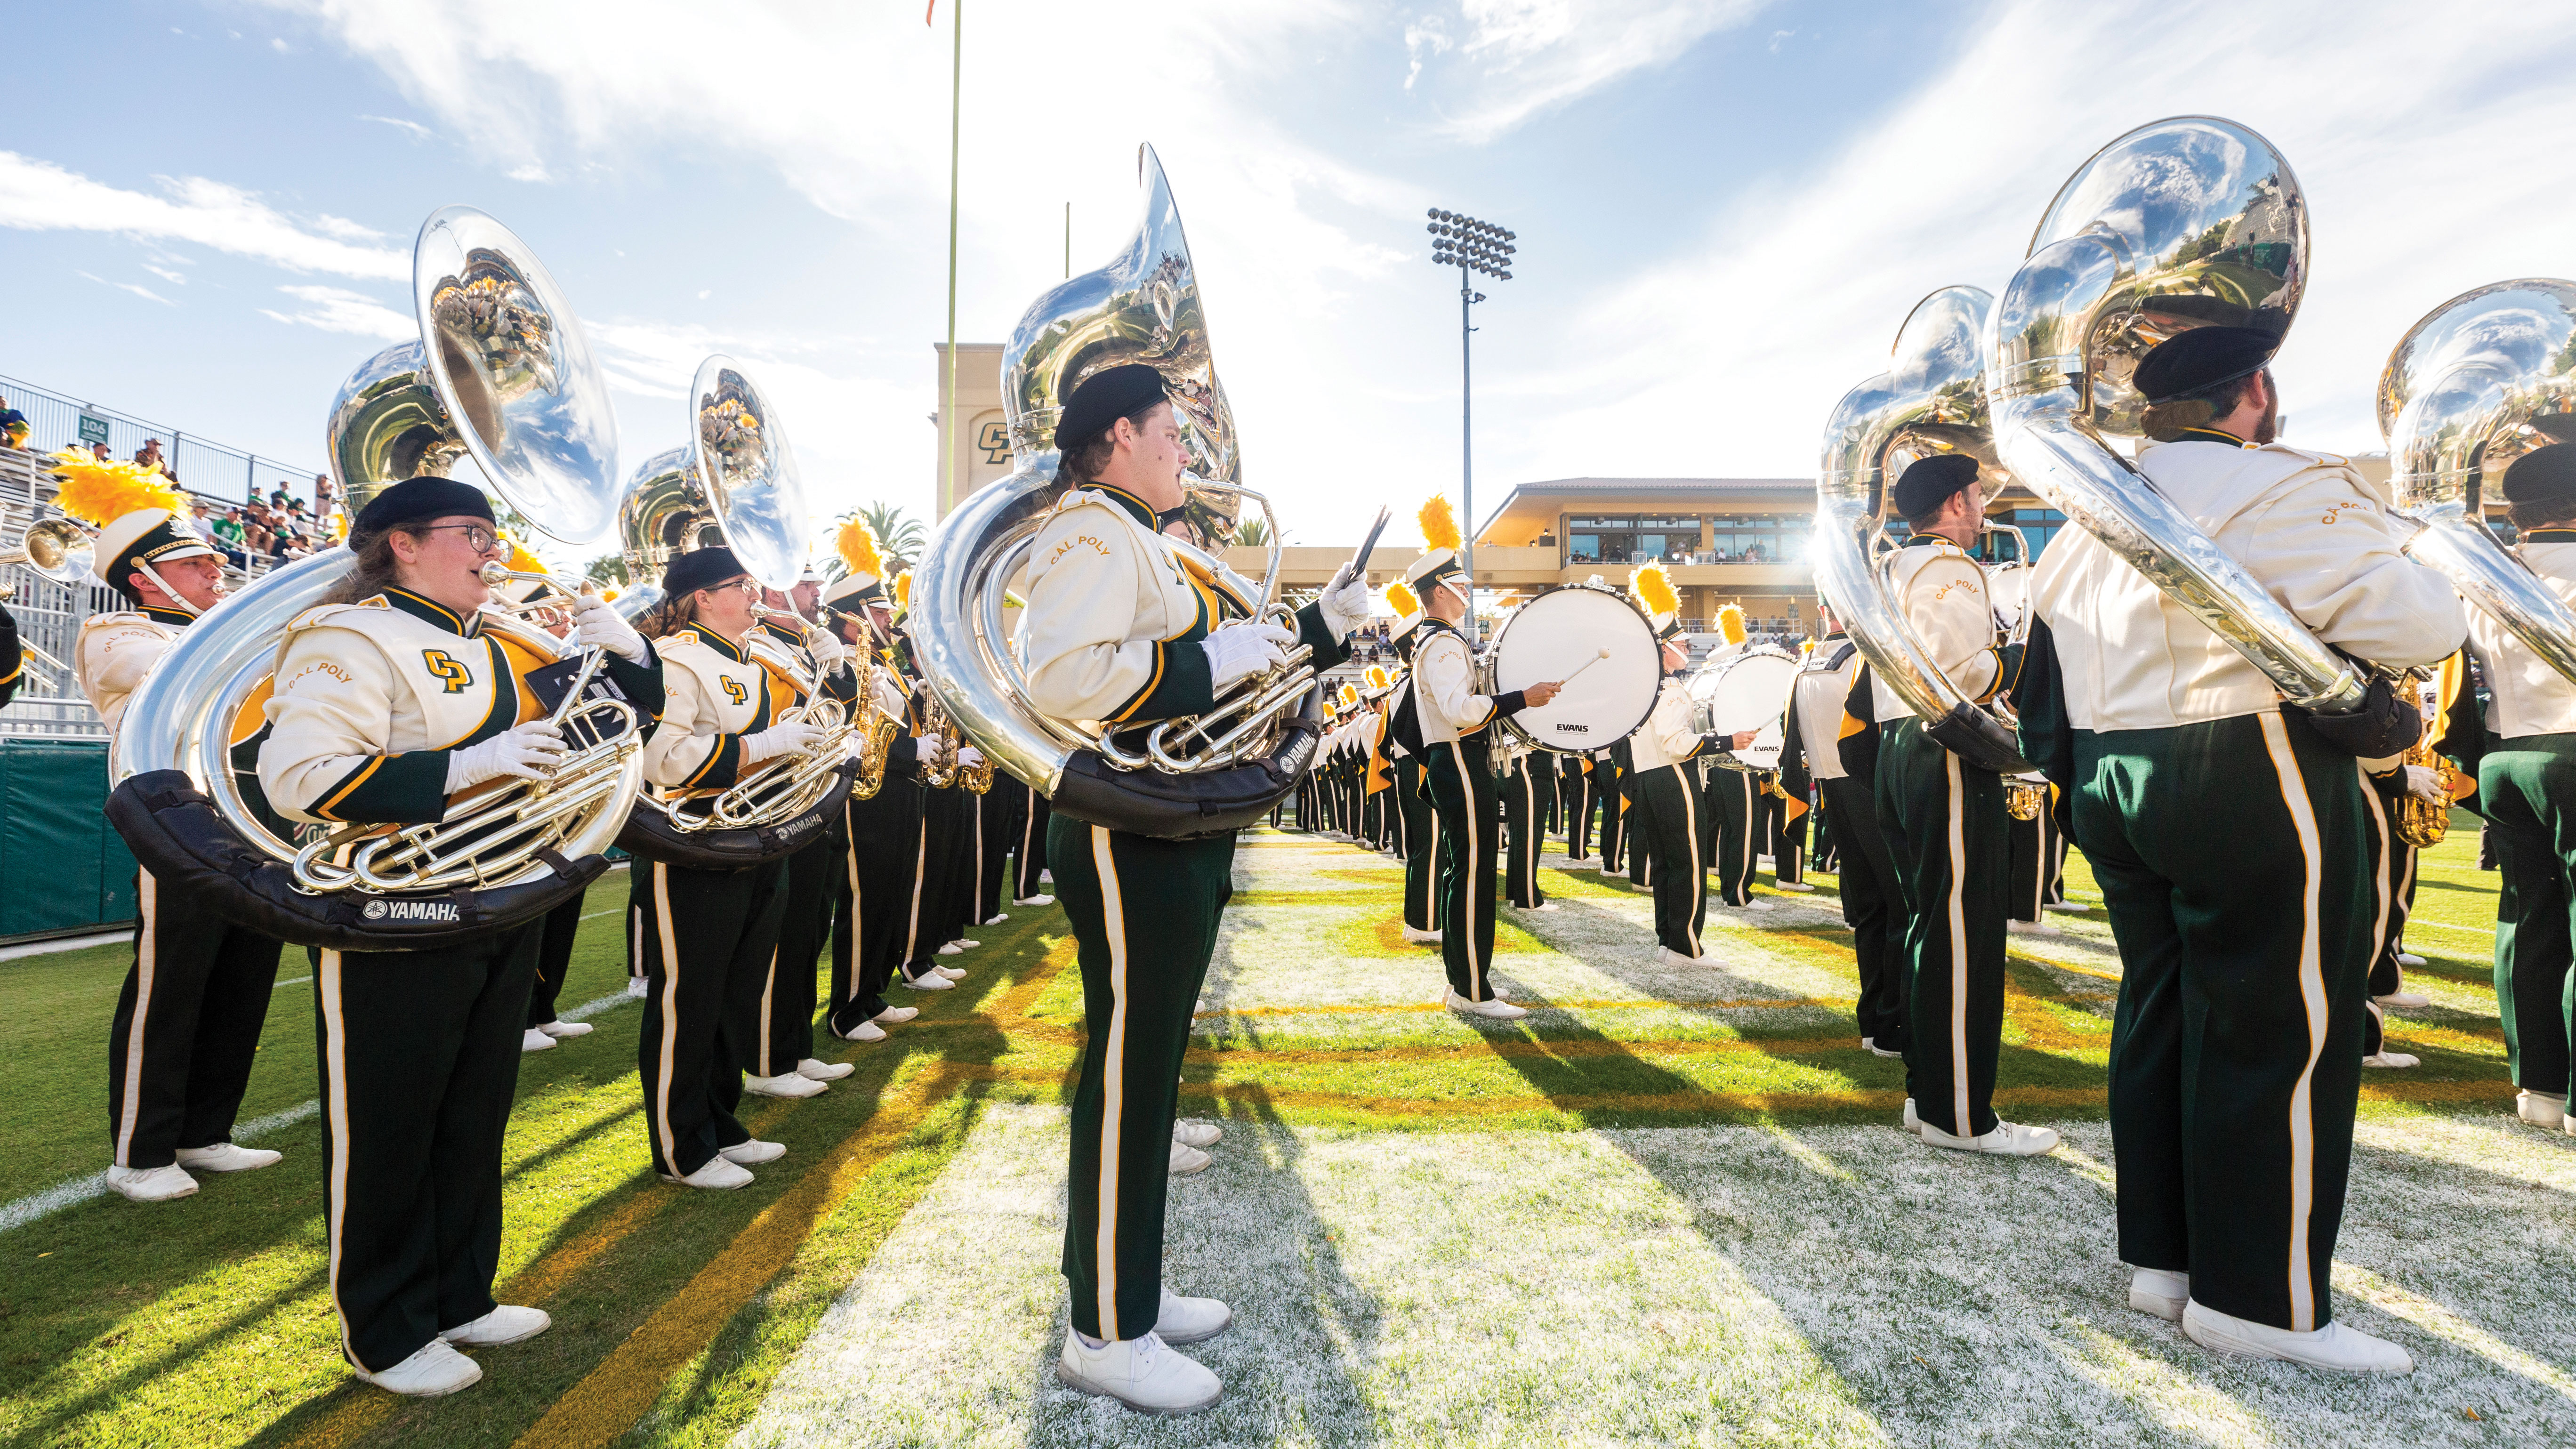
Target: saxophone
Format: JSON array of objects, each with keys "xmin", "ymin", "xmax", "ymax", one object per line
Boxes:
[{"xmin": 2394, "ymin": 673, "xmax": 2457, "ymax": 849}]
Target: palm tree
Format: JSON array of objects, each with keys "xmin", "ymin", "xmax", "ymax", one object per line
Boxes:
[
  {"xmin": 857, "ymin": 500, "xmax": 927, "ymax": 573},
  {"xmin": 1235, "ymin": 514, "xmax": 1273, "ymax": 547}
]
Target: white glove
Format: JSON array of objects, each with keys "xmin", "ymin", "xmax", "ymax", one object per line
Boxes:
[
  {"xmin": 805, "ymin": 628, "xmax": 849, "ymax": 669},
  {"xmin": 446, "ymin": 719, "xmax": 567, "ymax": 791},
  {"xmin": 570, "ymin": 592, "xmax": 648, "ymax": 662},
  {"xmin": 956, "ymin": 744, "xmax": 986, "ymax": 769},
  {"xmin": 1319, "ymin": 564, "xmax": 1371, "ymax": 640},
  {"xmin": 741, "ymin": 720, "xmax": 826, "ymax": 764},
  {"xmin": 1200, "ymin": 622, "xmax": 1296, "ymax": 692},
  {"xmin": 2404, "ymin": 763, "xmax": 2446, "ymax": 804}
]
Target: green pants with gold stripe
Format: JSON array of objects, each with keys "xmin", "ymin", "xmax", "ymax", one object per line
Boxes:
[
  {"xmin": 2076, "ymin": 713, "xmax": 2371, "ymax": 1334},
  {"xmin": 2478, "ymin": 735, "xmax": 2576, "ymax": 1101},
  {"xmin": 1052, "ymin": 814, "xmax": 1236, "ymax": 1343},
  {"xmin": 1874, "ymin": 718, "xmax": 2010, "ymax": 1139}
]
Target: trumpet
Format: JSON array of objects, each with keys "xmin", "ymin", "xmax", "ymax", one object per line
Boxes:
[{"xmin": 1, "ymin": 517, "xmax": 95, "ymax": 671}]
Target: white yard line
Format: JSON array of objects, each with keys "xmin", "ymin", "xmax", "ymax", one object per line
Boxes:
[{"xmin": 0, "ymin": 985, "xmax": 641, "ymax": 1238}]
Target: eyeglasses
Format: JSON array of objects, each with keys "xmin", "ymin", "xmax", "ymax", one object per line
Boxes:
[{"xmin": 416, "ymin": 523, "xmax": 501, "ymax": 554}]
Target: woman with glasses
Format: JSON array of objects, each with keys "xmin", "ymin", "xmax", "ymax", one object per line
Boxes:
[
  {"xmin": 259, "ymin": 478, "xmax": 662, "ymax": 1397},
  {"xmin": 629, "ymin": 546, "xmax": 830, "ymax": 1191}
]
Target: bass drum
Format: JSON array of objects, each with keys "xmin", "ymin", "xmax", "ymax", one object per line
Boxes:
[
  {"xmin": 1688, "ymin": 645, "xmax": 1799, "ymax": 772},
  {"xmin": 1481, "ymin": 583, "xmax": 1661, "ymax": 754}
]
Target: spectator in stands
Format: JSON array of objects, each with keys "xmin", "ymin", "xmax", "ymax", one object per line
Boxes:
[
  {"xmin": 313, "ymin": 473, "xmax": 335, "ymax": 515},
  {"xmin": 203, "ymin": 503, "xmax": 249, "ymax": 570},
  {"xmin": 134, "ymin": 437, "xmax": 176, "ymax": 481},
  {"xmin": 0, "ymin": 394, "xmax": 26, "ymax": 450},
  {"xmin": 90, "ymin": 442, "xmax": 112, "ymax": 463}
]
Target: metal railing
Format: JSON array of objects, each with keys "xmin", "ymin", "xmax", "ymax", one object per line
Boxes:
[{"xmin": 0, "ymin": 373, "xmax": 321, "ymax": 508}]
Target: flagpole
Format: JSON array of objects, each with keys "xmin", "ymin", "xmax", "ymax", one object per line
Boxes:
[{"xmin": 941, "ymin": 0, "xmax": 963, "ymax": 518}]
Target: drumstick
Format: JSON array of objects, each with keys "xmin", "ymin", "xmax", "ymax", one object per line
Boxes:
[{"xmin": 1552, "ymin": 647, "xmax": 1612, "ymax": 689}]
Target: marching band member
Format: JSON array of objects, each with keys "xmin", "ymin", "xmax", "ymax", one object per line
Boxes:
[
  {"xmin": 885, "ymin": 572, "xmax": 981, "ymax": 990},
  {"xmin": 1869, "ymin": 454, "xmax": 2052, "ymax": 1158},
  {"xmin": 742, "ymin": 578, "xmax": 860, "ymax": 1095},
  {"xmin": 1559, "ymin": 749, "xmax": 1595, "ymax": 862},
  {"xmin": 1501, "ymin": 735, "xmax": 1557, "ymax": 912},
  {"xmin": 0, "ymin": 601, "xmax": 20, "ymax": 708},
  {"xmin": 2465, "ymin": 445, "xmax": 2576, "ymax": 1134},
  {"xmin": 1405, "ymin": 496, "xmax": 1559, "ymax": 1019},
  {"xmin": 484, "ymin": 545, "xmax": 597, "ymax": 1057},
  {"xmin": 260, "ymin": 476, "xmax": 663, "ymax": 1395},
  {"xmin": 1020, "ymin": 365, "xmax": 1366, "ymax": 1411},
  {"xmin": 631, "ymin": 545, "xmax": 826, "ymax": 1186},
  {"xmin": 58, "ymin": 458, "xmax": 286, "ymax": 1205},
  {"xmin": 1695, "ymin": 605, "xmax": 1771, "ymax": 912},
  {"xmin": 1626, "ymin": 565, "xmax": 1728, "ymax": 968},
  {"xmin": 1783, "ymin": 603, "xmax": 1905, "ymax": 1057},
  {"xmin": 2028, "ymin": 327, "xmax": 2462, "ymax": 1370},
  {"xmin": 818, "ymin": 525, "xmax": 929, "ymax": 1042},
  {"xmin": 2003, "ymin": 777, "xmax": 2068, "ymax": 937},
  {"xmin": 1382, "ymin": 583, "xmax": 1446, "ymax": 945},
  {"xmin": 1594, "ymin": 746, "xmax": 1627, "ymax": 874}
]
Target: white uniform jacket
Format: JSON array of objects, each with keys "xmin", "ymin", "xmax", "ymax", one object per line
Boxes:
[
  {"xmin": 2470, "ymin": 534, "xmax": 2576, "ymax": 739},
  {"xmin": 1412, "ymin": 619, "xmax": 1521, "ymax": 747},
  {"xmin": 76, "ymin": 608, "xmax": 187, "ymax": 736},
  {"xmin": 1628, "ymin": 673, "xmax": 1708, "ymax": 772},
  {"xmin": 260, "ymin": 587, "xmax": 663, "ymax": 826},
  {"xmin": 1791, "ymin": 637, "xmax": 1861, "ymax": 783},
  {"xmin": 645, "ymin": 627, "xmax": 797, "ymax": 792},
  {"xmin": 2031, "ymin": 435, "xmax": 2467, "ymax": 732},
  {"xmin": 1870, "ymin": 539, "xmax": 2004, "ymax": 724}
]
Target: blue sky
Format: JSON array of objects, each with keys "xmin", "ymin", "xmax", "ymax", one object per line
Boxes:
[{"xmin": 6, "ymin": 1, "xmax": 2575, "ymax": 566}]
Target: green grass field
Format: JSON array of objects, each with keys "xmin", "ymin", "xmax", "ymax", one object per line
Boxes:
[{"xmin": 0, "ymin": 814, "xmax": 2564, "ymax": 1448}]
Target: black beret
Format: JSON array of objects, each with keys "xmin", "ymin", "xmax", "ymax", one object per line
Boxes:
[
  {"xmin": 1891, "ymin": 453, "xmax": 1980, "ymax": 520},
  {"xmin": 2502, "ymin": 443, "xmax": 2576, "ymax": 506},
  {"xmin": 352, "ymin": 476, "xmax": 496, "ymax": 537},
  {"xmin": 661, "ymin": 545, "xmax": 749, "ymax": 599},
  {"xmin": 2132, "ymin": 326, "xmax": 2279, "ymax": 404},
  {"xmin": 1055, "ymin": 363, "xmax": 1168, "ymax": 454}
]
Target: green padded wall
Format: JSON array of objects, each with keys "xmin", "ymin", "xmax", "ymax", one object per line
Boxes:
[{"xmin": 0, "ymin": 739, "xmax": 137, "ymax": 939}]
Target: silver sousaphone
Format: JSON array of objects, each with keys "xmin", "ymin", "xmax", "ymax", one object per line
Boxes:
[
  {"xmin": 908, "ymin": 144, "xmax": 1319, "ymax": 839},
  {"xmin": 106, "ymin": 206, "xmax": 638, "ymax": 950}
]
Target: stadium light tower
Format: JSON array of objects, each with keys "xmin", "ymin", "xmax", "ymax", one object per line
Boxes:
[{"xmin": 1427, "ymin": 207, "xmax": 1514, "ymax": 640}]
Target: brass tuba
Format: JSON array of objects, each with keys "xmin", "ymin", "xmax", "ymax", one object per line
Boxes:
[
  {"xmin": 1818, "ymin": 285, "xmax": 2035, "ymax": 773},
  {"xmin": 2378, "ymin": 280, "xmax": 2576, "ymax": 688},
  {"xmin": 106, "ymin": 206, "xmax": 641, "ymax": 951},
  {"xmin": 1983, "ymin": 116, "xmax": 2376, "ymax": 719},
  {"xmin": 609, "ymin": 360, "xmax": 866, "ymax": 866},
  {"xmin": 908, "ymin": 144, "xmax": 1320, "ymax": 838}
]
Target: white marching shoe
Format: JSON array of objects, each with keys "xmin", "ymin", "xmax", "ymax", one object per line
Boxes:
[
  {"xmin": 1656, "ymin": 945, "xmax": 1721, "ymax": 969},
  {"xmin": 1154, "ymin": 1286, "xmax": 1233, "ymax": 1344},
  {"xmin": 797, "ymin": 1057, "xmax": 854, "ymax": 1081},
  {"xmin": 1734, "ymin": 898, "xmax": 1775, "ymax": 912},
  {"xmin": 936, "ymin": 942, "xmax": 965, "ymax": 956},
  {"xmin": 1776, "ymin": 880, "xmax": 1816, "ymax": 892},
  {"xmin": 520, "ymin": 1027, "xmax": 557, "ymax": 1053},
  {"xmin": 1174, "ymin": 1120, "xmax": 1223, "ymax": 1149},
  {"xmin": 536, "ymin": 1018, "xmax": 593, "ymax": 1038},
  {"xmin": 1514, "ymin": 900, "xmax": 1559, "ymax": 912},
  {"xmin": 2005, "ymin": 918, "xmax": 2060, "ymax": 937},
  {"xmin": 901, "ymin": 969, "xmax": 955, "ymax": 990},
  {"xmin": 174, "ymin": 1143, "xmax": 281, "ymax": 1173},
  {"xmin": 2374, "ymin": 990, "xmax": 2430, "ymax": 1009},
  {"xmin": 661, "ymin": 1156, "xmax": 755, "ymax": 1190},
  {"xmin": 1040, "ymin": 869, "xmax": 1054, "ymax": 883},
  {"xmin": 2182, "ymin": 1300, "xmax": 2413, "ymax": 1373},
  {"xmin": 985, "ymin": 913, "xmax": 1010, "ymax": 925},
  {"xmin": 2361, "ymin": 1051, "xmax": 2419, "ymax": 1069},
  {"xmin": 1014, "ymin": 894, "xmax": 1055, "ymax": 907},
  {"xmin": 2395, "ymin": 952, "xmax": 2428, "ymax": 969},
  {"xmin": 105, "ymin": 1163, "xmax": 199, "ymax": 1202},
  {"xmin": 1401, "ymin": 925, "xmax": 1444, "ymax": 944},
  {"xmin": 2045, "ymin": 900, "xmax": 2090, "ymax": 914},
  {"xmin": 720, "ymin": 1138, "xmax": 788, "ymax": 1166},
  {"xmin": 873, "ymin": 1005, "xmax": 919, "ymax": 1024},
  {"xmin": 1865, "ymin": 1038, "xmax": 1905, "ymax": 1059},
  {"xmin": 742, "ymin": 1071, "xmax": 827, "ymax": 1099},
  {"xmin": 837, "ymin": 1021, "xmax": 887, "ymax": 1043},
  {"xmin": 1900, "ymin": 1098, "xmax": 1921, "ymax": 1135},
  {"xmin": 1057, "ymin": 1329, "xmax": 1222, "ymax": 1414},
  {"xmin": 1443, "ymin": 988, "xmax": 1528, "ymax": 1020},
  {"xmin": 625, "ymin": 975, "xmax": 649, "ymax": 998},
  {"xmin": 2129, "ymin": 1267, "xmax": 2189, "ymax": 1322},
  {"xmin": 441, "ymin": 1304, "xmax": 550, "ymax": 1346},
  {"xmin": 1920, "ymin": 1118, "xmax": 2059, "ymax": 1156},
  {"xmin": 1168, "ymin": 1142, "xmax": 1212, "ymax": 1175},
  {"xmin": 956, "ymin": 937, "xmax": 982, "ymax": 949},
  {"xmin": 355, "ymin": 1338, "xmax": 483, "ymax": 1396},
  {"xmin": 2516, "ymin": 1089, "xmax": 2568, "ymax": 1127}
]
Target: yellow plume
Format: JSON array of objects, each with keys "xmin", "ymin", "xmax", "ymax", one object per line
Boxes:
[
  {"xmin": 504, "ymin": 537, "xmax": 546, "ymax": 576},
  {"xmin": 1417, "ymin": 494, "xmax": 1461, "ymax": 553},
  {"xmin": 50, "ymin": 449, "xmax": 184, "ymax": 529},
  {"xmin": 1384, "ymin": 578, "xmax": 1419, "ymax": 617},
  {"xmin": 893, "ymin": 569, "xmax": 912, "ymax": 608},
  {"xmin": 1718, "ymin": 602, "xmax": 1746, "ymax": 644},
  {"xmin": 1364, "ymin": 665, "xmax": 1391, "ymax": 691},
  {"xmin": 601, "ymin": 586, "xmax": 622, "ymax": 602},
  {"xmin": 1339, "ymin": 683, "xmax": 1360, "ymax": 707},
  {"xmin": 835, "ymin": 517, "xmax": 884, "ymax": 580},
  {"xmin": 1629, "ymin": 562, "xmax": 1678, "ymax": 618}
]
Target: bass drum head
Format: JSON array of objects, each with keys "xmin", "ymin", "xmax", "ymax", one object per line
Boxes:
[
  {"xmin": 1487, "ymin": 587, "xmax": 1660, "ymax": 753},
  {"xmin": 1687, "ymin": 647, "xmax": 1799, "ymax": 734}
]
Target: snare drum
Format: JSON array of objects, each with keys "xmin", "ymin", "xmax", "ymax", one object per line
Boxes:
[
  {"xmin": 1687, "ymin": 644, "xmax": 1799, "ymax": 772},
  {"xmin": 1478, "ymin": 584, "xmax": 1661, "ymax": 755}
]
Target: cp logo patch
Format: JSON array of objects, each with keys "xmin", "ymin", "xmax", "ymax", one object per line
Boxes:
[
  {"xmin": 722, "ymin": 676, "xmax": 749, "ymax": 707},
  {"xmin": 421, "ymin": 649, "xmax": 473, "ymax": 694}
]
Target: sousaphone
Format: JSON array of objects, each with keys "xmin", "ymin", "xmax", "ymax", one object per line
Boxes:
[{"xmin": 105, "ymin": 206, "xmax": 639, "ymax": 951}]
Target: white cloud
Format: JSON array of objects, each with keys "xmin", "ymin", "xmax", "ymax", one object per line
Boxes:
[
  {"xmin": 506, "ymin": 162, "xmax": 549, "ymax": 183},
  {"xmin": 258, "ymin": 284, "xmax": 412, "ymax": 338},
  {"xmin": 142, "ymin": 264, "xmax": 186, "ymax": 284},
  {"xmin": 80, "ymin": 271, "xmax": 177, "ymax": 306},
  {"xmin": 0, "ymin": 151, "xmax": 405, "ymax": 279},
  {"xmin": 1424, "ymin": 0, "xmax": 1770, "ymax": 142},
  {"xmin": 1404, "ymin": 15, "xmax": 1452, "ymax": 90},
  {"xmin": 357, "ymin": 113, "xmax": 434, "ymax": 141}
]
